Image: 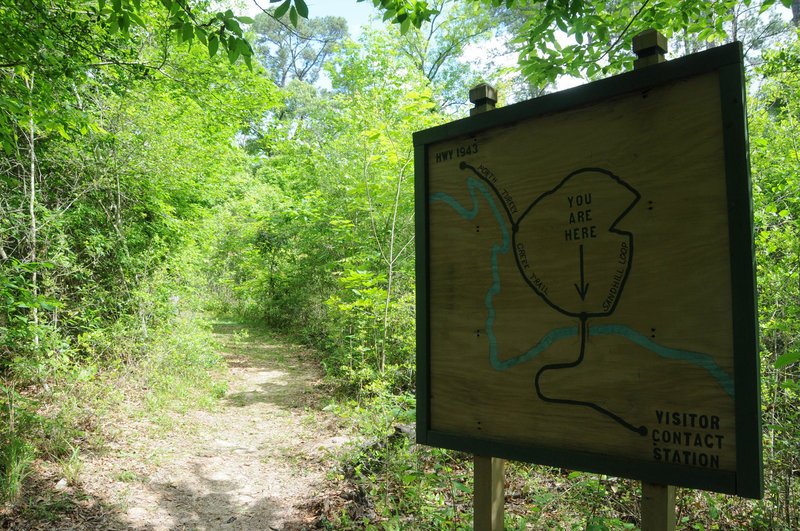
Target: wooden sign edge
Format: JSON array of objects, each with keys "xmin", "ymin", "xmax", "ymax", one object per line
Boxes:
[{"xmin": 414, "ymin": 42, "xmax": 763, "ymax": 499}]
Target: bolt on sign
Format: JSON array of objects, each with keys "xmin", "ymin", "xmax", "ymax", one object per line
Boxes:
[{"xmin": 414, "ymin": 42, "xmax": 762, "ymax": 498}]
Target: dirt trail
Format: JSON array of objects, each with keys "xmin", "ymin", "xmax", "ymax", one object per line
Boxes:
[{"xmin": 8, "ymin": 322, "xmax": 351, "ymax": 530}]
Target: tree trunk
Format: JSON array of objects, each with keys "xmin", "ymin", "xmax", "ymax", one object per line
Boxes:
[
  {"xmin": 25, "ymin": 74, "xmax": 39, "ymax": 346},
  {"xmin": 792, "ymin": 0, "xmax": 799, "ymax": 27}
]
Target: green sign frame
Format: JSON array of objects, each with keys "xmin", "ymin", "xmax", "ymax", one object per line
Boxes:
[{"xmin": 414, "ymin": 42, "xmax": 762, "ymax": 498}]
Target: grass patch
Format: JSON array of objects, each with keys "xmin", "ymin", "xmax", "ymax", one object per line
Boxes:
[
  {"xmin": 115, "ymin": 470, "xmax": 143, "ymax": 483},
  {"xmin": 55, "ymin": 443, "xmax": 83, "ymax": 487},
  {"xmin": 19, "ymin": 493, "xmax": 76, "ymax": 522},
  {"xmin": 0, "ymin": 382, "xmax": 36, "ymax": 503}
]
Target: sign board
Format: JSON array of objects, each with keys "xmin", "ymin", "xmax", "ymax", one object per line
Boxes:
[{"xmin": 414, "ymin": 42, "xmax": 762, "ymax": 498}]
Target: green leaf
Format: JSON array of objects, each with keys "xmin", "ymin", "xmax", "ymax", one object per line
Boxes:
[
  {"xmin": 228, "ymin": 41, "xmax": 241, "ymax": 63},
  {"xmin": 182, "ymin": 22, "xmax": 194, "ymax": 42},
  {"xmin": 289, "ymin": 5, "xmax": 298, "ymax": 26},
  {"xmin": 759, "ymin": 0, "xmax": 776, "ymax": 13},
  {"xmin": 274, "ymin": 0, "xmax": 290, "ymax": 19},
  {"xmin": 223, "ymin": 17, "xmax": 241, "ymax": 34},
  {"xmin": 236, "ymin": 15, "xmax": 254, "ymax": 24},
  {"xmin": 775, "ymin": 351, "xmax": 800, "ymax": 369},
  {"xmin": 452, "ymin": 481, "xmax": 471, "ymax": 493},
  {"xmin": 295, "ymin": 0, "xmax": 309, "ymax": 18},
  {"xmin": 128, "ymin": 11, "xmax": 145, "ymax": 27},
  {"xmin": 208, "ymin": 35, "xmax": 219, "ymax": 57}
]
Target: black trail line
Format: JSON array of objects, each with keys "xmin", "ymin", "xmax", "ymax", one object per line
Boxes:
[
  {"xmin": 459, "ymin": 161, "xmax": 518, "ymax": 229},
  {"xmin": 455, "ymin": 162, "xmax": 645, "ymax": 436},
  {"xmin": 535, "ymin": 315, "xmax": 648, "ymax": 436},
  {"xmin": 574, "ymin": 244, "xmax": 589, "ymax": 300}
]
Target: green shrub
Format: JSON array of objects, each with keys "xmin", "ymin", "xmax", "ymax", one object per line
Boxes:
[{"xmin": 0, "ymin": 382, "xmax": 36, "ymax": 503}]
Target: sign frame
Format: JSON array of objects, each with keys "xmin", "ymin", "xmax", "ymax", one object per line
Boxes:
[{"xmin": 414, "ymin": 42, "xmax": 762, "ymax": 498}]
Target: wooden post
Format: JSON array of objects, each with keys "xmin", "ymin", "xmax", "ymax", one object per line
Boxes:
[
  {"xmin": 641, "ymin": 482, "xmax": 677, "ymax": 531},
  {"xmin": 632, "ymin": 29, "xmax": 668, "ymax": 69},
  {"xmin": 469, "ymin": 83, "xmax": 497, "ymax": 116},
  {"xmin": 474, "ymin": 455, "xmax": 504, "ymax": 530},
  {"xmin": 632, "ymin": 30, "xmax": 676, "ymax": 531},
  {"xmin": 469, "ymin": 83, "xmax": 504, "ymax": 531}
]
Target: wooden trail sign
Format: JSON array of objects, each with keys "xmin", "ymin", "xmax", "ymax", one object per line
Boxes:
[{"xmin": 414, "ymin": 42, "xmax": 762, "ymax": 498}]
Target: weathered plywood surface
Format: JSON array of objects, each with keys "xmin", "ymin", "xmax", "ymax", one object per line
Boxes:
[{"xmin": 427, "ymin": 72, "xmax": 737, "ymax": 472}]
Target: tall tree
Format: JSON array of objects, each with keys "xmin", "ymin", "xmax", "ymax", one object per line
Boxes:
[
  {"xmin": 252, "ymin": 9, "xmax": 348, "ymax": 87},
  {"xmin": 393, "ymin": 0, "xmax": 499, "ymax": 111}
]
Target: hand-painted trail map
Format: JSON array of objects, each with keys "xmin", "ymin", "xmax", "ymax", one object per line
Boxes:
[
  {"xmin": 431, "ymin": 163, "xmax": 733, "ymax": 437},
  {"xmin": 415, "ymin": 43, "xmax": 762, "ymax": 497}
]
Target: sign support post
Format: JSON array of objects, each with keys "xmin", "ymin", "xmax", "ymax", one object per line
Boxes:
[
  {"xmin": 631, "ymin": 29, "xmax": 676, "ymax": 531},
  {"xmin": 474, "ymin": 455, "xmax": 504, "ymax": 530},
  {"xmin": 469, "ymin": 83, "xmax": 505, "ymax": 531},
  {"xmin": 641, "ymin": 482, "xmax": 677, "ymax": 530}
]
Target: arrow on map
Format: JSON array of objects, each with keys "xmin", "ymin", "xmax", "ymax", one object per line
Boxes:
[{"xmin": 574, "ymin": 245, "xmax": 590, "ymax": 300}]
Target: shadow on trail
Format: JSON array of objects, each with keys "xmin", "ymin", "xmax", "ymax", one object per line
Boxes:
[
  {"xmin": 212, "ymin": 320, "xmax": 325, "ymax": 411},
  {"xmin": 1, "ymin": 461, "xmax": 315, "ymax": 531},
  {"xmin": 211, "ymin": 322, "xmax": 305, "ymax": 370},
  {"xmin": 0, "ymin": 468, "xmax": 129, "ymax": 530},
  {"xmin": 3, "ymin": 460, "xmax": 357, "ymax": 530},
  {"xmin": 223, "ymin": 380, "xmax": 314, "ymax": 409},
  {"xmin": 134, "ymin": 465, "xmax": 286, "ymax": 530}
]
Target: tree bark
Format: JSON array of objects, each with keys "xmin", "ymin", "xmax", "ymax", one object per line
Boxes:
[{"xmin": 25, "ymin": 73, "xmax": 39, "ymax": 346}]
